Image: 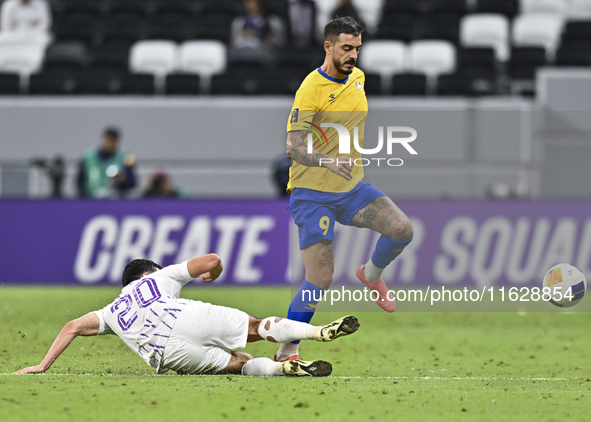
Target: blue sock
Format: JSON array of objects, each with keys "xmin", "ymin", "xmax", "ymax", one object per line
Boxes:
[
  {"xmin": 287, "ymin": 279, "xmax": 326, "ymax": 344},
  {"xmin": 371, "ymin": 236, "xmax": 413, "ymax": 268}
]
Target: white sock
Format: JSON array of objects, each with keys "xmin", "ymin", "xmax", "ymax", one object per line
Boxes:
[
  {"xmin": 364, "ymin": 259, "xmax": 384, "ymax": 283},
  {"xmin": 258, "ymin": 317, "xmax": 316, "ymax": 343},
  {"xmin": 276, "ymin": 342, "xmax": 299, "ymax": 360},
  {"xmin": 241, "ymin": 358, "xmax": 283, "ymax": 376}
]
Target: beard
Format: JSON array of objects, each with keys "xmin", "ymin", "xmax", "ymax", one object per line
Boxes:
[{"xmin": 334, "ymin": 57, "xmax": 356, "ymax": 75}]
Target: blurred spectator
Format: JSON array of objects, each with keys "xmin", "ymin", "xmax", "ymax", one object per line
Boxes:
[
  {"xmin": 31, "ymin": 155, "xmax": 65, "ymax": 198},
  {"xmin": 77, "ymin": 127, "xmax": 137, "ymax": 198},
  {"xmin": 287, "ymin": 0, "xmax": 316, "ymax": 49},
  {"xmin": 272, "ymin": 156, "xmax": 291, "ymax": 198},
  {"xmin": 0, "ymin": 0, "xmax": 52, "ymax": 46},
  {"xmin": 331, "ymin": 0, "xmax": 365, "ymax": 30},
  {"xmin": 143, "ymin": 172, "xmax": 187, "ymax": 199},
  {"xmin": 230, "ymin": 0, "xmax": 284, "ymax": 63}
]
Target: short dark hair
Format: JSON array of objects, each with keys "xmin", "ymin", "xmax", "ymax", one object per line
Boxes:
[
  {"xmin": 324, "ymin": 16, "xmax": 364, "ymax": 42},
  {"xmin": 103, "ymin": 127, "xmax": 120, "ymax": 141},
  {"xmin": 122, "ymin": 259, "xmax": 162, "ymax": 287}
]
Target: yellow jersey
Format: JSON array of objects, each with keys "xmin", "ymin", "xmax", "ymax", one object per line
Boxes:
[{"xmin": 286, "ymin": 66, "xmax": 368, "ymax": 193}]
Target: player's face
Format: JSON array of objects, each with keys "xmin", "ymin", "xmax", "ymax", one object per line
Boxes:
[{"xmin": 330, "ymin": 34, "xmax": 362, "ymax": 76}]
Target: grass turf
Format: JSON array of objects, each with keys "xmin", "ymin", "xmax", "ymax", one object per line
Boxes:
[{"xmin": 1, "ymin": 286, "xmax": 590, "ymax": 422}]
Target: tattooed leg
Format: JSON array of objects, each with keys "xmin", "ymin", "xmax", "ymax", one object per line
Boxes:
[{"xmin": 352, "ymin": 197, "xmax": 413, "ymax": 285}]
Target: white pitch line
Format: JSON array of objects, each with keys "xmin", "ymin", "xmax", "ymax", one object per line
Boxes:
[{"xmin": 0, "ymin": 373, "xmax": 576, "ymax": 381}]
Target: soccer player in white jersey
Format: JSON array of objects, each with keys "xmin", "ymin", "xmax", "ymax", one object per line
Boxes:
[{"xmin": 14, "ymin": 254, "xmax": 359, "ymax": 377}]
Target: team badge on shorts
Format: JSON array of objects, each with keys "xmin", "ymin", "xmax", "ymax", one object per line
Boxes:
[{"xmin": 356, "ymin": 81, "xmax": 363, "ymax": 90}]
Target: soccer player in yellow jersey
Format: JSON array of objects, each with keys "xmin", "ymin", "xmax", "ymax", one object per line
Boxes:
[{"xmin": 276, "ymin": 17, "xmax": 414, "ymax": 362}]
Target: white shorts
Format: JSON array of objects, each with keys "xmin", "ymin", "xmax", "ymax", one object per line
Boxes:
[{"xmin": 161, "ymin": 300, "xmax": 250, "ymax": 375}]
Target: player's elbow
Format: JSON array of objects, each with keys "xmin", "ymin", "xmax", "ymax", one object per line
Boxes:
[{"xmin": 205, "ymin": 253, "xmax": 222, "ymax": 269}]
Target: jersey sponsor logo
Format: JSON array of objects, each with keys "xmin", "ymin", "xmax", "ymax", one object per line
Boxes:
[
  {"xmin": 304, "ymin": 121, "xmax": 329, "ymax": 145},
  {"xmin": 355, "ymin": 81, "xmax": 363, "ymax": 91},
  {"xmin": 291, "ymin": 108, "xmax": 300, "ymax": 123}
]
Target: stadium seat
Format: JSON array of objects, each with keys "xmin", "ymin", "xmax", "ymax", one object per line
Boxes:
[
  {"xmin": 28, "ymin": 72, "xmax": 77, "ymax": 95},
  {"xmin": 192, "ymin": 23, "xmax": 233, "ymax": 44},
  {"xmin": 275, "ymin": 48, "xmax": 323, "ymax": 74},
  {"xmin": 75, "ymin": 70, "xmax": 122, "ymax": 95},
  {"xmin": 358, "ymin": 40, "xmax": 406, "ymax": 94},
  {"xmin": 428, "ymin": 0, "xmax": 468, "ymax": 16},
  {"xmin": 99, "ymin": 24, "xmax": 144, "ymax": 49},
  {"xmin": 507, "ymin": 46, "xmax": 547, "ymax": 94},
  {"xmin": 512, "ymin": 14, "xmax": 563, "ymax": 59},
  {"xmin": 88, "ymin": 46, "xmax": 129, "ymax": 73},
  {"xmin": 199, "ymin": 1, "xmax": 241, "ymax": 23},
  {"xmin": 520, "ymin": 0, "xmax": 567, "ymax": 15},
  {"xmin": 0, "ymin": 42, "xmax": 44, "ymax": 78},
  {"xmin": 53, "ymin": 23, "xmax": 97, "ymax": 46},
  {"xmin": 408, "ymin": 40, "xmax": 456, "ymax": 93},
  {"xmin": 153, "ymin": 0, "xmax": 198, "ymax": 20},
  {"xmin": 257, "ymin": 74, "xmax": 303, "ymax": 95},
  {"xmin": 474, "ymin": 0, "xmax": 519, "ymax": 19},
  {"xmin": 314, "ymin": 0, "xmax": 341, "ymax": 36},
  {"xmin": 382, "ymin": 0, "xmax": 422, "ymax": 16},
  {"xmin": 363, "ymin": 73, "xmax": 382, "ymax": 95},
  {"xmin": 58, "ymin": 1, "xmax": 104, "ymax": 23},
  {"xmin": 165, "ymin": 74, "xmax": 201, "ymax": 95},
  {"xmin": 73, "ymin": 70, "xmax": 155, "ymax": 95},
  {"xmin": 107, "ymin": 1, "xmax": 150, "ymax": 24},
  {"xmin": 437, "ymin": 73, "xmax": 473, "ymax": 96},
  {"xmin": 351, "ymin": 0, "xmax": 384, "ymax": 34},
  {"xmin": 415, "ymin": 14, "xmax": 461, "ymax": 44},
  {"xmin": 460, "ymin": 14, "xmax": 510, "ymax": 61},
  {"xmin": 210, "ymin": 73, "xmax": 259, "ymax": 95},
  {"xmin": 119, "ymin": 73, "xmax": 156, "ymax": 95},
  {"xmin": 376, "ymin": 13, "xmax": 416, "ymax": 42},
  {"xmin": 178, "ymin": 40, "xmax": 227, "ymax": 92},
  {"xmin": 437, "ymin": 73, "xmax": 494, "ymax": 96},
  {"xmin": 456, "ymin": 47, "xmax": 496, "ymax": 80},
  {"xmin": 129, "ymin": 41, "xmax": 179, "ymax": 91},
  {"xmin": 554, "ymin": 45, "xmax": 591, "ymax": 66},
  {"xmin": 560, "ymin": 21, "xmax": 591, "ymax": 49},
  {"xmin": 146, "ymin": 23, "xmax": 191, "ymax": 43},
  {"xmin": 568, "ymin": 0, "xmax": 591, "ymax": 19},
  {"xmin": 0, "ymin": 72, "xmax": 20, "ymax": 94},
  {"xmin": 43, "ymin": 42, "xmax": 88, "ymax": 73},
  {"xmin": 390, "ymin": 73, "xmax": 427, "ymax": 96}
]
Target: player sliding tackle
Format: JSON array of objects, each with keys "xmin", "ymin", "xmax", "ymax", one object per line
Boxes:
[{"xmin": 15, "ymin": 255, "xmax": 359, "ymax": 377}]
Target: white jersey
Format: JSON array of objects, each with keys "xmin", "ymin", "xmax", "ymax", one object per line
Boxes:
[{"xmin": 94, "ymin": 262, "xmax": 194, "ymax": 372}]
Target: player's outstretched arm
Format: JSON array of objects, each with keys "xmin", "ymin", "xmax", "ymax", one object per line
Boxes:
[
  {"xmin": 14, "ymin": 312, "xmax": 100, "ymax": 374},
  {"xmin": 288, "ymin": 130, "xmax": 352, "ymax": 180},
  {"xmin": 187, "ymin": 254, "xmax": 223, "ymax": 283}
]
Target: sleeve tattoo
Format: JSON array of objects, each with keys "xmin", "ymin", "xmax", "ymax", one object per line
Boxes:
[{"xmin": 289, "ymin": 130, "xmax": 331, "ymax": 168}]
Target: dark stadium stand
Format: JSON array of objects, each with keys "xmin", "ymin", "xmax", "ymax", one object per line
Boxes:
[
  {"xmin": 165, "ymin": 73, "xmax": 201, "ymax": 95},
  {"xmin": 0, "ymin": 0, "xmax": 590, "ymax": 96},
  {"xmin": 0, "ymin": 73, "xmax": 20, "ymax": 94},
  {"xmin": 391, "ymin": 73, "xmax": 427, "ymax": 96}
]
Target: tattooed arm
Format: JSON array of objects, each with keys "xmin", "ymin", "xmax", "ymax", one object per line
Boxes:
[{"xmin": 287, "ymin": 130, "xmax": 352, "ymax": 180}]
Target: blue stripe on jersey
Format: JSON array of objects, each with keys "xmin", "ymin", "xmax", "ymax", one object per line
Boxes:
[{"xmin": 317, "ymin": 67, "xmax": 349, "ymax": 84}]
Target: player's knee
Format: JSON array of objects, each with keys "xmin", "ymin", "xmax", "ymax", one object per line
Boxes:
[
  {"xmin": 306, "ymin": 271, "xmax": 332, "ymax": 289},
  {"xmin": 389, "ymin": 217, "xmax": 413, "ymax": 242}
]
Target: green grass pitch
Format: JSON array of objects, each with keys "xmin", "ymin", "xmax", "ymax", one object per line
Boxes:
[{"xmin": 1, "ymin": 286, "xmax": 590, "ymax": 422}]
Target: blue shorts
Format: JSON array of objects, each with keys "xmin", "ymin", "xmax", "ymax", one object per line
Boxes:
[{"xmin": 290, "ymin": 181, "xmax": 387, "ymax": 249}]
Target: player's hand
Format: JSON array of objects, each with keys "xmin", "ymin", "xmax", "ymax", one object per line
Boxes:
[
  {"xmin": 199, "ymin": 272, "xmax": 214, "ymax": 283},
  {"xmin": 14, "ymin": 364, "xmax": 46, "ymax": 374},
  {"xmin": 323, "ymin": 156, "xmax": 353, "ymax": 180}
]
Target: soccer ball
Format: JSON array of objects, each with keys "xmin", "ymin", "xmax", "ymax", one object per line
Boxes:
[{"xmin": 542, "ymin": 263, "xmax": 586, "ymax": 308}]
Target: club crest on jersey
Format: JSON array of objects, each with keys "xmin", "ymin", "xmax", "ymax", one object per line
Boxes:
[
  {"xmin": 329, "ymin": 94, "xmax": 337, "ymax": 102},
  {"xmin": 355, "ymin": 81, "xmax": 363, "ymax": 91}
]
